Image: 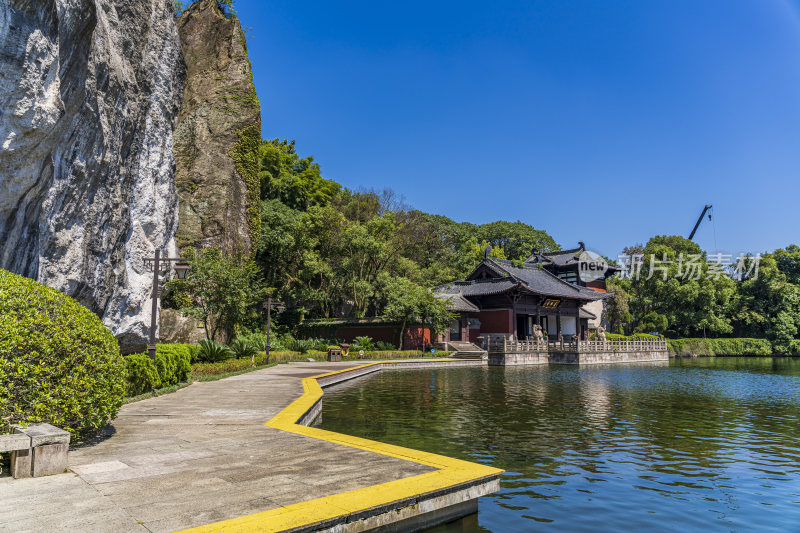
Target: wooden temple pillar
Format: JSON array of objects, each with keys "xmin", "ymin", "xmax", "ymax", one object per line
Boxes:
[{"xmin": 556, "ymin": 312, "xmax": 562, "ymax": 341}]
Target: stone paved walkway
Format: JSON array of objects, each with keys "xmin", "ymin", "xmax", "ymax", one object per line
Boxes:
[{"xmin": 0, "ymin": 362, "xmax": 433, "ymax": 532}]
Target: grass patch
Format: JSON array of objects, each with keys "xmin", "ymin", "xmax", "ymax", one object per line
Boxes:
[
  {"xmin": 122, "ymin": 349, "xmax": 455, "ymax": 403},
  {"xmin": 193, "ymin": 362, "xmax": 278, "ymax": 382}
]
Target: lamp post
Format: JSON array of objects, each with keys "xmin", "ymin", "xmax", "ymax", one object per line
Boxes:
[
  {"xmin": 146, "ymin": 249, "xmax": 191, "ymax": 359},
  {"xmin": 261, "ymin": 295, "xmax": 285, "ymax": 357}
]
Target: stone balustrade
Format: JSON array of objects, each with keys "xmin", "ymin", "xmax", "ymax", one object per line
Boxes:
[{"xmin": 487, "ymin": 337, "xmax": 668, "ymax": 354}]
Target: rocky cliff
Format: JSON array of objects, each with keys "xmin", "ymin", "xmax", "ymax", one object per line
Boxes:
[
  {"xmin": 174, "ymin": 0, "xmax": 261, "ymax": 255},
  {"xmin": 0, "ymin": 0, "xmax": 185, "ymax": 346}
]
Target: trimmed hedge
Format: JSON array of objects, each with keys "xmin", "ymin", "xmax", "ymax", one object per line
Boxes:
[
  {"xmin": 667, "ymin": 338, "xmax": 773, "ymax": 357},
  {"xmin": 604, "ymin": 332, "xmax": 660, "ymax": 340},
  {"xmin": 124, "ymin": 346, "xmax": 192, "ymax": 397},
  {"xmin": 157, "ymin": 343, "xmax": 200, "ymax": 364},
  {"xmin": 0, "ymin": 269, "xmax": 125, "ymax": 437}
]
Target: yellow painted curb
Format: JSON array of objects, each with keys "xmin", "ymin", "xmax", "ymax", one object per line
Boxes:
[{"xmin": 180, "ymin": 362, "xmax": 503, "ymax": 533}]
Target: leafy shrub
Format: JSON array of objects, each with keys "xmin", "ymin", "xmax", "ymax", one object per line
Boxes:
[
  {"xmin": 197, "ymin": 339, "xmax": 233, "ymax": 362},
  {"xmin": 157, "ymin": 343, "xmax": 200, "ymax": 364},
  {"xmin": 312, "ymin": 338, "xmax": 333, "ymax": 351},
  {"xmin": 124, "ymin": 354, "xmax": 162, "ymax": 396},
  {"xmin": 667, "ymin": 338, "xmax": 773, "ymax": 356},
  {"xmin": 353, "ymin": 336, "xmax": 374, "ymax": 351},
  {"xmin": 0, "ymin": 269, "xmax": 125, "ymax": 437},
  {"xmin": 375, "ymin": 341, "xmax": 396, "ymax": 351},
  {"xmin": 124, "ymin": 348, "xmax": 191, "ymax": 396},
  {"xmin": 191, "ymin": 351, "xmax": 275, "ymax": 378},
  {"xmin": 289, "ymin": 338, "xmax": 314, "ymax": 354},
  {"xmin": 231, "ymin": 338, "xmax": 258, "ymax": 359}
]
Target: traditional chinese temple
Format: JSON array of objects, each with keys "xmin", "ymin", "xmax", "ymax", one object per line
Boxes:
[{"xmin": 435, "ymin": 243, "xmax": 616, "ymax": 346}]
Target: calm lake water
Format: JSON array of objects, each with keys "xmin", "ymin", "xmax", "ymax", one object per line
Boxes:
[{"xmin": 318, "ymin": 358, "xmax": 800, "ymax": 532}]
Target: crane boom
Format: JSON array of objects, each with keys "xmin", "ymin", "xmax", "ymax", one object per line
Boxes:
[{"xmin": 688, "ymin": 204, "xmax": 712, "ymax": 240}]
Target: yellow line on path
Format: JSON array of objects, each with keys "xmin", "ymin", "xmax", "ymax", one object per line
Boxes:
[{"xmin": 181, "ymin": 362, "xmax": 503, "ymax": 533}]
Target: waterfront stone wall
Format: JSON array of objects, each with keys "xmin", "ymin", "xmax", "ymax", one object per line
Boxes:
[
  {"xmin": 547, "ymin": 350, "xmax": 669, "ymax": 365},
  {"xmin": 488, "ymin": 350, "xmax": 668, "ymax": 365},
  {"xmin": 488, "ymin": 352, "xmax": 548, "ymax": 366}
]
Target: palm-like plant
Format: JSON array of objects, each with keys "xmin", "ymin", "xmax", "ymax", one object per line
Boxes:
[
  {"xmin": 197, "ymin": 339, "xmax": 233, "ymax": 362},
  {"xmin": 289, "ymin": 338, "xmax": 314, "ymax": 355},
  {"xmin": 230, "ymin": 338, "xmax": 258, "ymax": 360},
  {"xmin": 353, "ymin": 336, "xmax": 374, "ymax": 351}
]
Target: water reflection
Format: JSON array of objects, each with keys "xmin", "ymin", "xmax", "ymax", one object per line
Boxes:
[{"xmin": 319, "ymin": 358, "xmax": 800, "ymax": 532}]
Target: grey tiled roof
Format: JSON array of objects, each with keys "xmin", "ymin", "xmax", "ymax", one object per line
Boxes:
[
  {"xmin": 525, "ymin": 244, "xmax": 621, "ymax": 274},
  {"xmin": 435, "ymin": 277, "xmax": 519, "ymax": 297},
  {"xmin": 579, "ymin": 307, "xmax": 597, "ymax": 319},
  {"xmin": 434, "ymin": 293, "xmax": 480, "ymax": 313},
  {"xmin": 525, "ymin": 243, "xmax": 583, "ymax": 266},
  {"xmin": 485, "ymin": 259, "xmax": 607, "ymax": 301}
]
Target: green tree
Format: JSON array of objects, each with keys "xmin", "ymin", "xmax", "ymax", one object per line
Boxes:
[
  {"xmin": 605, "ymin": 279, "xmax": 631, "ymax": 334},
  {"xmin": 627, "ymin": 235, "xmax": 736, "ymax": 337},
  {"xmin": 168, "ymin": 248, "xmax": 265, "ymax": 342},
  {"xmin": 376, "ymin": 273, "xmax": 452, "ymax": 349},
  {"xmin": 774, "ymin": 245, "xmax": 800, "ymax": 285},
  {"xmin": 259, "ymin": 139, "xmax": 340, "ymax": 210},
  {"xmin": 476, "ymin": 220, "xmax": 558, "ymax": 260},
  {"xmin": 734, "ymin": 255, "xmax": 800, "ymax": 343}
]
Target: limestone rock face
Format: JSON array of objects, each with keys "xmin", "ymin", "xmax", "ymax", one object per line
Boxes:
[
  {"xmin": 0, "ymin": 0, "xmax": 185, "ymax": 345},
  {"xmin": 174, "ymin": 0, "xmax": 261, "ymax": 255}
]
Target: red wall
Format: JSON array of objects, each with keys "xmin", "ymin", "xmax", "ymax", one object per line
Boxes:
[
  {"xmin": 403, "ymin": 326, "xmax": 433, "ymax": 349},
  {"xmin": 334, "ymin": 326, "xmax": 398, "ymax": 344},
  {"xmin": 319, "ymin": 325, "xmax": 433, "ymax": 349}
]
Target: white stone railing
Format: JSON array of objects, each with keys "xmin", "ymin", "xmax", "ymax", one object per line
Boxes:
[{"xmin": 487, "ymin": 337, "xmax": 668, "ymax": 354}]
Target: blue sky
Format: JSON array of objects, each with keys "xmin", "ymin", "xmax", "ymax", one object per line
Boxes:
[{"xmin": 234, "ymin": 0, "xmax": 800, "ymax": 259}]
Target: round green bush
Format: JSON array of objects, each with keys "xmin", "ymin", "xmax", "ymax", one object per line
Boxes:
[{"xmin": 0, "ymin": 269, "xmax": 126, "ymax": 437}]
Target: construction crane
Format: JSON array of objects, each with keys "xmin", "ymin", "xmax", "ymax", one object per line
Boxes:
[{"xmin": 688, "ymin": 204, "xmax": 712, "ymax": 240}]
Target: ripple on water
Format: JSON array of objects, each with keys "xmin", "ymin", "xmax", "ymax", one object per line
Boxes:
[{"xmin": 319, "ymin": 358, "xmax": 800, "ymax": 532}]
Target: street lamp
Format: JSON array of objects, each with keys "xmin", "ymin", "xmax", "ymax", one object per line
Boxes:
[
  {"xmin": 145, "ymin": 249, "xmax": 191, "ymax": 359},
  {"xmin": 262, "ymin": 295, "xmax": 285, "ymax": 357}
]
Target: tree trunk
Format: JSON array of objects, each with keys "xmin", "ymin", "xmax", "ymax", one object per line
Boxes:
[{"xmin": 398, "ymin": 319, "xmax": 406, "ymax": 351}]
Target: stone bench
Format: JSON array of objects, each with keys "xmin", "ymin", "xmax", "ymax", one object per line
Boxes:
[{"xmin": 1, "ymin": 424, "xmax": 70, "ymax": 479}]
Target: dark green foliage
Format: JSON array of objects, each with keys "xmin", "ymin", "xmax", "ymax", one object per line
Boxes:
[
  {"xmin": 352, "ymin": 336, "xmax": 374, "ymax": 351},
  {"xmin": 232, "ymin": 124, "xmax": 262, "ymax": 247},
  {"xmin": 124, "ymin": 354, "xmax": 161, "ymax": 396},
  {"xmin": 157, "ymin": 343, "xmax": 200, "ymax": 364},
  {"xmin": 124, "ymin": 347, "xmax": 192, "ymax": 397},
  {"xmin": 0, "ymin": 270, "xmax": 125, "ymax": 437},
  {"xmin": 634, "ymin": 311, "xmax": 669, "ymax": 334},
  {"xmin": 375, "ymin": 341, "xmax": 396, "ymax": 351},
  {"xmin": 288, "ymin": 339, "xmax": 314, "ymax": 355},
  {"xmin": 667, "ymin": 338, "xmax": 773, "ymax": 357},
  {"xmin": 198, "ymin": 340, "xmax": 234, "ymax": 362},
  {"xmin": 252, "ymin": 140, "xmax": 559, "ymax": 324},
  {"xmin": 167, "ymin": 248, "xmax": 266, "ymax": 342},
  {"xmin": 259, "ymin": 139, "xmax": 341, "ymax": 210},
  {"xmin": 475, "ymin": 220, "xmax": 558, "ymax": 260},
  {"xmin": 230, "ymin": 338, "xmax": 258, "ymax": 359}
]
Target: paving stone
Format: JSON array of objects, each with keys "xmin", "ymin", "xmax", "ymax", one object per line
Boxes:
[{"xmin": 1, "ymin": 362, "xmax": 434, "ymax": 531}]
